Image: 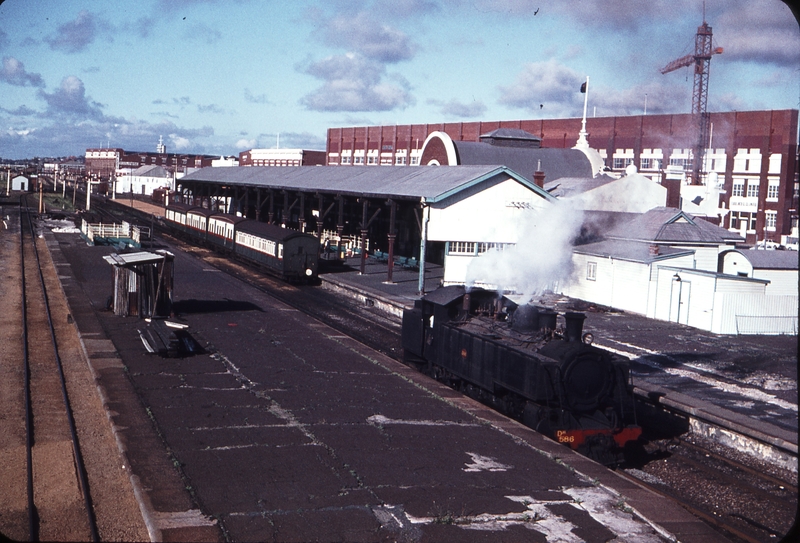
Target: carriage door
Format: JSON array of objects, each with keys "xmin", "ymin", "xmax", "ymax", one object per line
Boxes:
[{"xmin": 669, "ymin": 276, "xmax": 691, "ymax": 325}]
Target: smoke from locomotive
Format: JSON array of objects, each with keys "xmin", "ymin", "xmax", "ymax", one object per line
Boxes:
[
  {"xmin": 464, "ymin": 201, "xmax": 584, "ymax": 296},
  {"xmin": 402, "ymin": 286, "xmax": 641, "ymax": 465}
]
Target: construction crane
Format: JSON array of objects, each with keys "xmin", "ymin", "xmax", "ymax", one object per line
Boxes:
[{"xmin": 661, "ymin": 21, "xmax": 723, "ymax": 185}]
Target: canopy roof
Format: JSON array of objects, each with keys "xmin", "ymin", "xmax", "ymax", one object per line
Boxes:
[{"xmin": 179, "ymin": 165, "xmax": 555, "ymax": 204}]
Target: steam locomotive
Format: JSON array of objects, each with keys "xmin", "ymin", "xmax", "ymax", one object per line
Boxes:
[{"xmin": 402, "ymin": 286, "xmax": 641, "ymax": 465}]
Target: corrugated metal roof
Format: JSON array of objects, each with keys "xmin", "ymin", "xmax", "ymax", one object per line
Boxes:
[
  {"xmin": 659, "ymin": 265, "xmax": 770, "ymax": 283},
  {"xmin": 544, "ymin": 174, "xmax": 617, "ymax": 198},
  {"xmin": 131, "ymin": 165, "xmax": 170, "ymax": 177},
  {"xmin": 737, "ymin": 249, "xmax": 799, "ymax": 270},
  {"xmin": 573, "ymin": 239, "xmax": 693, "ymax": 263},
  {"xmin": 605, "ymin": 207, "xmax": 743, "ymax": 244},
  {"xmin": 179, "ymin": 165, "xmax": 555, "ymax": 203},
  {"xmin": 103, "ymin": 251, "xmax": 173, "ymax": 266},
  {"xmin": 453, "ymin": 143, "xmax": 592, "ymax": 182}
]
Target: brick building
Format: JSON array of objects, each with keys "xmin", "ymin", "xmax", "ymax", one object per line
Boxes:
[
  {"xmin": 238, "ymin": 148, "xmax": 326, "ymax": 167},
  {"xmin": 326, "ymin": 110, "xmax": 799, "ymax": 245},
  {"xmin": 85, "ymin": 147, "xmax": 217, "ymax": 179}
]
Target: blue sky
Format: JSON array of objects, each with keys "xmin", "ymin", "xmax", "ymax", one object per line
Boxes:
[{"xmin": 0, "ymin": 0, "xmax": 798, "ymax": 159}]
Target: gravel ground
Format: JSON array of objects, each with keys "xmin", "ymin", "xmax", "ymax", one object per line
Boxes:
[{"xmin": 0, "ymin": 205, "xmax": 150, "ymax": 542}]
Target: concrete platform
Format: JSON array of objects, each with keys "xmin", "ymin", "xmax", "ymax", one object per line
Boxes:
[{"xmin": 45, "ymin": 225, "xmax": 728, "ymax": 542}]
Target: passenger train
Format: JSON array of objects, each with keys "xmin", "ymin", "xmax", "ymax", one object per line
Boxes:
[
  {"xmin": 164, "ymin": 202, "xmax": 319, "ymax": 282},
  {"xmin": 402, "ymin": 287, "xmax": 642, "ymax": 465}
]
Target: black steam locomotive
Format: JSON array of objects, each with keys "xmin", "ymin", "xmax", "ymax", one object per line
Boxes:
[{"xmin": 402, "ymin": 286, "xmax": 641, "ymax": 465}]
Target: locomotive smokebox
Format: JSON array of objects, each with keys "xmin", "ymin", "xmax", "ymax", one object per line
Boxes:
[
  {"xmin": 511, "ymin": 304, "xmax": 539, "ymax": 332},
  {"xmin": 564, "ymin": 312, "xmax": 587, "ymax": 342},
  {"xmin": 538, "ymin": 309, "xmax": 558, "ymax": 331}
]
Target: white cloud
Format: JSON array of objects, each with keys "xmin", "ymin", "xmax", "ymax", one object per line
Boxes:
[
  {"xmin": 169, "ymin": 134, "xmax": 192, "ymax": 150},
  {"xmin": 497, "ymin": 60, "xmax": 583, "ymax": 115},
  {"xmin": 300, "ymin": 52, "xmax": 414, "ymax": 112},
  {"xmin": 0, "ymin": 57, "xmax": 45, "ymax": 87},
  {"xmin": 236, "ymin": 138, "xmax": 256, "ymax": 149}
]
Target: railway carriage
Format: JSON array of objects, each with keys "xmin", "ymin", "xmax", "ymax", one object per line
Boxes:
[
  {"xmin": 164, "ymin": 204, "xmax": 319, "ymax": 282},
  {"xmin": 234, "ymin": 220, "xmax": 318, "ymax": 281},
  {"xmin": 164, "ymin": 202, "xmax": 196, "ymax": 236},
  {"xmin": 185, "ymin": 207, "xmax": 213, "ymax": 240},
  {"xmin": 207, "ymin": 213, "xmax": 247, "ymax": 251}
]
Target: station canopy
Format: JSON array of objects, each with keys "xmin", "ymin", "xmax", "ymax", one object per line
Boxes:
[{"xmin": 179, "ymin": 164, "xmax": 552, "ymax": 204}]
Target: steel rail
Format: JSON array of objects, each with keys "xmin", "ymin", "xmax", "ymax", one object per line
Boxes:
[
  {"xmin": 20, "ymin": 196, "xmax": 100, "ymax": 541},
  {"xmin": 19, "ymin": 199, "xmax": 36, "ymax": 541},
  {"xmin": 617, "ymin": 466, "xmax": 778, "ymax": 543}
]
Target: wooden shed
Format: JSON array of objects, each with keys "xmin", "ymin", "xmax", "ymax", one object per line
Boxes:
[{"xmin": 103, "ymin": 250, "xmax": 175, "ymax": 317}]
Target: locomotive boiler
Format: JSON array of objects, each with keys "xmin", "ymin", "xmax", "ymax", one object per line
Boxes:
[{"xmin": 402, "ymin": 286, "xmax": 641, "ymax": 465}]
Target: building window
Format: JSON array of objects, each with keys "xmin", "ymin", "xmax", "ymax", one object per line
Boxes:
[
  {"xmin": 410, "ymin": 157, "xmax": 419, "ymax": 165},
  {"xmin": 341, "ymin": 156, "xmax": 351, "ymax": 164},
  {"xmin": 586, "ymin": 261, "xmax": 597, "ymax": 281},
  {"xmin": 640, "ymin": 157, "xmax": 653, "ymax": 170},
  {"xmin": 746, "ymin": 182, "xmax": 759, "ymax": 198},
  {"xmin": 613, "ymin": 157, "xmax": 626, "ymax": 169},
  {"xmin": 354, "ymin": 156, "xmax": 364, "ymax": 164},
  {"xmin": 367, "ymin": 156, "xmax": 377, "ymax": 165},
  {"xmin": 395, "ymin": 156, "xmax": 406, "ymax": 165},
  {"xmin": 732, "ymin": 181, "xmax": 744, "ymax": 197},
  {"xmin": 477, "ymin": 242, "xmax": 510, "ymax": 253},
  {"xmin": 765, "ymin": 211, "xmax": 777, "ymax": 231},
  {"xmin": 767, "ymin": 182, "xmax": 780, "ymax": 200},
  {"xmin": 730, "ymin": 211, "xmax": 757, "ymax": 231},
  {"xmin": 448, "ymin": 241, "xmax": 476, "ymax": 255},
  {"xmin": 669, "ymin": 157, "xmax": 692, "ymax": 169}
]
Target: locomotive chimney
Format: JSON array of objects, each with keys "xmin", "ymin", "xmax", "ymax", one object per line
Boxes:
[
  {"xmin": 538, "ymin": 309, "xmax": 557, "ymax": 331},
  {"xmin": 462, "ymin": 292, "xmax": 471, "ymax": 314},
  {"xmin": 511, "ymin": 304, "xmax": 539, "ymax": 332},
  {"xmin": 564, "ymin": 312, "xmax": 587, "ymax": 342}
]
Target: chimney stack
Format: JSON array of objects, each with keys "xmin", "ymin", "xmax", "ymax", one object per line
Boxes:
[{"xmin": 533, "ymin": 160, "xmax": 545, "ymax": 188}]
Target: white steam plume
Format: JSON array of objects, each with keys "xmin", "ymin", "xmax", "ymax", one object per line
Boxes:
[{"xmin": 464, "ymin": 200, "xmax": 584, "ymax": 296}]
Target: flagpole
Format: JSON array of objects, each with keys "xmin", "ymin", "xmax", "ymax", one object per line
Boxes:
[{"xmin": 576, "ymin": 76, "xmax": 589, "ymax": 148}]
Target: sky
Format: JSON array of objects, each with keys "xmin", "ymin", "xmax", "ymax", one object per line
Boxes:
[{"xmin": 0, "ymin": 0, "xmax": 798, "ymax": 159}]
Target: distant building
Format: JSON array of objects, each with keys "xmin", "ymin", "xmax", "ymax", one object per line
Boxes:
[
  {"xmin": 325, "ymin": 110, "xmax": 799, "ymax": 246},
  {"xmin": 238, "ymin": 148, "xmax": 326, "ymax": 167},
  {"xmin": 212, "ymin": 156, "xmax": 239, "ymax": 167},
  {"xmin": 11, "ymin": 175, "xmax": 29, "ymax": 191},
  {"xmin": 115, "ymin": 165, "xmax": 172, "ymax": 196},
  {"xmin": 417, "ymin": 129, "xmax": 601, "ymax": 184},
  {"xmin": 560, "ymin": 208, "xmax": 797, "ymax": 335},
  {"xmin": 719, "ymin": 249, "xmax": 798, "ymax": 297},
  {"xmin": 85, "ymin": 138, "xmax": 217, "ymax": 179}
]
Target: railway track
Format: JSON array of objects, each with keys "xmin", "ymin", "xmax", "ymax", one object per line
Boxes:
[
  {"xmin": 622, "ymin": 433, "xmax": 797, "ymax": 543},
  {"xmin": 16, "ymin": 197, "xmax": 99, "ymax": 541}
]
